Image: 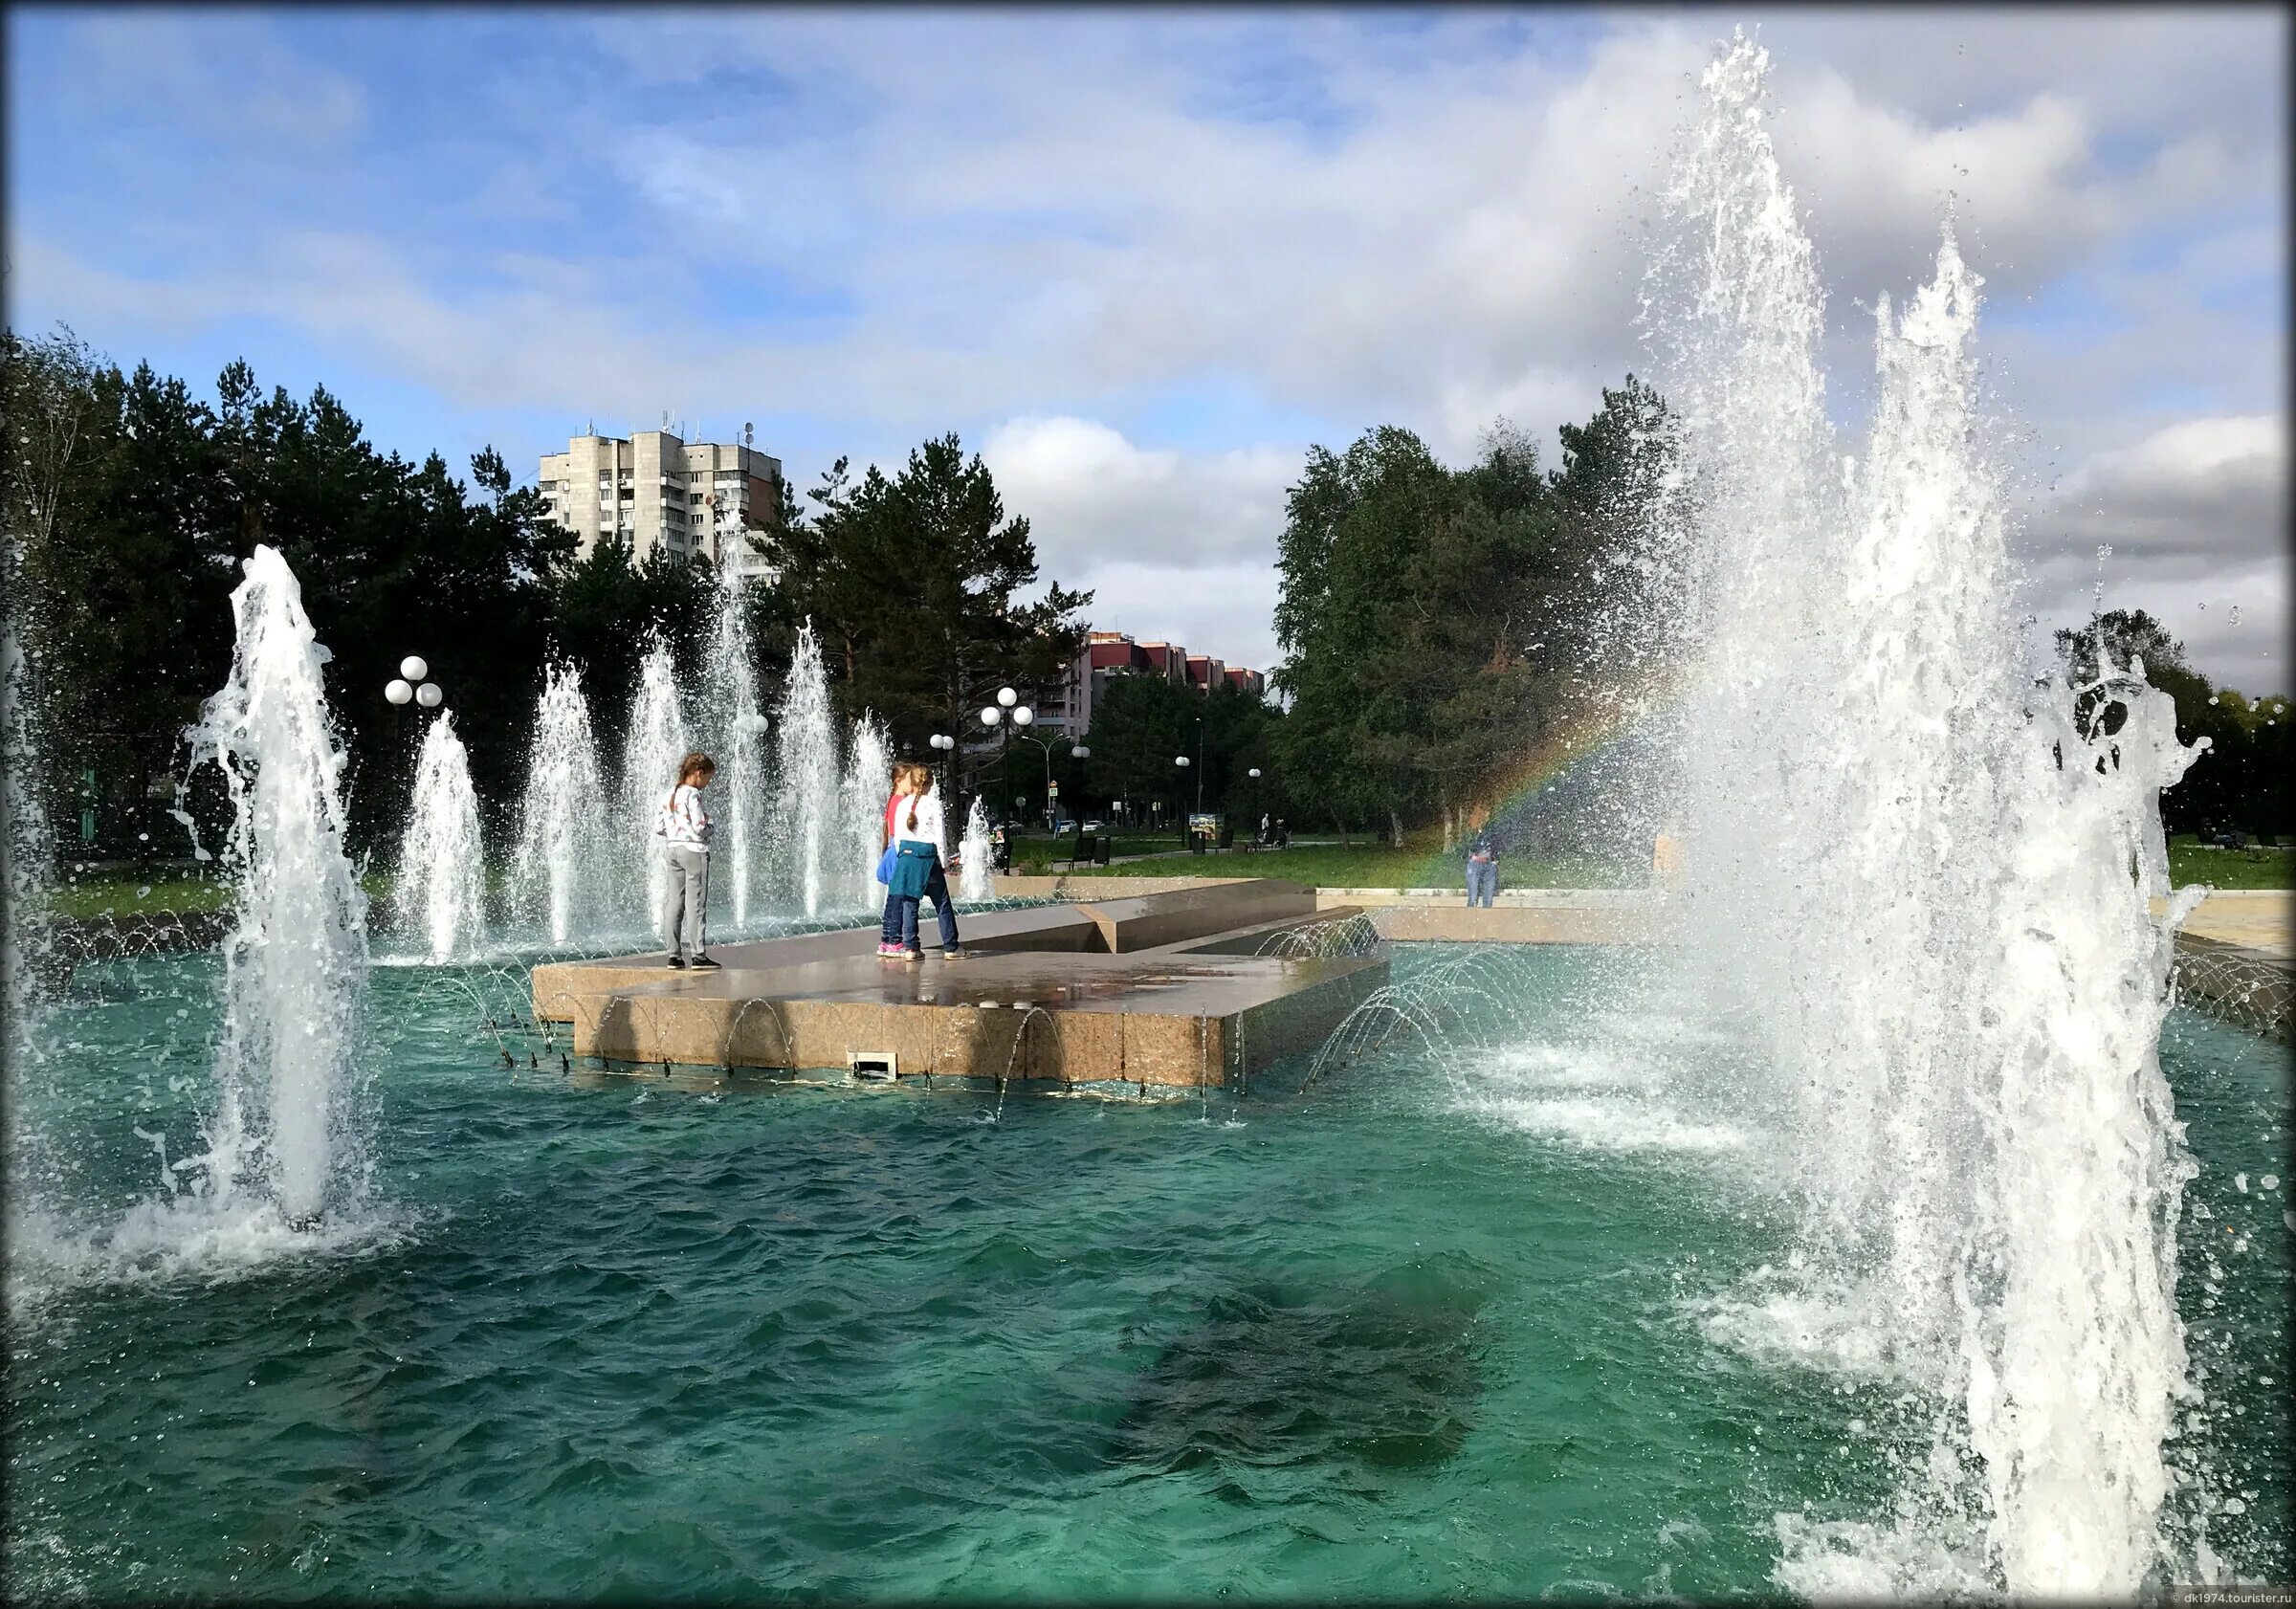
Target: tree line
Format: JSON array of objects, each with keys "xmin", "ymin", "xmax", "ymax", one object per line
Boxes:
[
  {"xmin": 0, "ymin": 326, "xmax": 1093, "ymax": 863},
  {"xmin": 1270, "ymin": 384, "xmax": 2289, "ymax": 847},
  {"xmin": 1270, "ymin": 376, "xmax": 1676, "ymax": 846},
  {"xmin": 2055, "ymin": 609, "xmax": 2290, "ymax": 837}
]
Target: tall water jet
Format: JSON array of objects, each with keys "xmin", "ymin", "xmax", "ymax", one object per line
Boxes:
[
  {"xmin": 958, "ymin": 796, "xmax": 993, "ymax": 903},
  {"xmin": 1, "ymin": 612, "xmax": 59, "ymax": 1236},
  {"xmin": 0, "ymin": 618, "xmax": 49, "ymax": 1038},
  {"xmin": 181, "ymin": 544, "xmax": 368, "ymax": 1227},
  {"xmin": 620, "ymin": 637, "xmax": 692, "ymax": 937},
  {"xmin": 511, "ymin": 660, "xmax": 607, "ymax": 945},
  {"xmin": 771, "ymin": 621, "xmax": 840, "ymax": 919},
  {"xmin": 393, "ymin": 710, "xmax": 486, "ymax": 963},
  {"xmin": 840, "ymin": 716, "xmax": 891, "ymax": 912},
  {"xmin": 699, "ymin": 573, "xmax": 767, "ymax": 927},
  {"xmin": 1637, "ymin": 36, "xmax": 2208, "ymax": 1596}
]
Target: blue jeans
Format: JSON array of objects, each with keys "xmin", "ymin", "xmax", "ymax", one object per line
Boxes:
[
  {"xmin": 1466, "ymin": 861, "xmax": 1497, "ymax": 907},
  {"xmin": 879, "ymin": 888, "xmax": 902, "ymax": 946},
  {"xmin": 893, "ymin": 859, "xmax": 960, "ymax": 952}
]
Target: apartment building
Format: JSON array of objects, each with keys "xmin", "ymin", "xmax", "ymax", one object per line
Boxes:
[
  {"xmin": 1056, "ymin": 630, "xmax": 1266, "ymax": 736},
  {"xmin": 537, "ymin": 429, "xmax": 782, "ymax": 579}
]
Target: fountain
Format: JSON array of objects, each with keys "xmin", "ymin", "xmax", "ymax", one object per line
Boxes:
[
  {"xmin": 510, "ymin": 660, "xmax": 607, "ymax": 945},
  {"xmin": 1, "ymin": 617, "xmax": 48, "ymax": 1030},
  {"xmin": 1638, "ymin": 35, "xmax": 2208, "ymax": 1597},
  {"xmin": 958, "ymin": 796, "xmax": 993, "ymax": 903},
  {"xmin": 840, "ymin": 715, "xmax": 891, "ymax": 912},
  {"xmin": 181, "ymin": 544, "xmax": 369, "ymax": 1228},
  {"xmin": 770, "ymin": 620, "xmax": 840, "ymax": 918},
  {"xmin": 393, "ymin": 710, "xmax": 486, "ymax": 963},
  {"xmin": 620, "ymin": 637, "xmax": 692, "ymax": 937},
  {"xmin": 699, "ymin": 572, "xmax": 767, "ymax": 927},
  {"xmin": 1, "ymin": 609, "xmax": 60, "ymax": 1235}
]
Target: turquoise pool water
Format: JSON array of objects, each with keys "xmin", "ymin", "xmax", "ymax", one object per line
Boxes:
[{"xmin": 6, "ymin": 944, "xmax": 2288, "ymax": 1599}]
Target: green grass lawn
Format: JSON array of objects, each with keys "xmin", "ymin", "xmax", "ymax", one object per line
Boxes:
[
  {"xmin": 44, "ymin": 870, "xmax": 397, "ymax": 920},
  {"xmin": 35, "ymin": 832, "xmax": 2283, "ymax": 918},
  {"xmin": 2167, "ymin": 835, "xmax": 2293, "ymax": 891},
  {"xmin": 1013, "ymin": 832, "xmax": 1642, "ymax": 890}
]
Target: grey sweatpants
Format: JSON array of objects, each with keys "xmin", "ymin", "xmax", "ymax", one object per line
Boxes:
[{"xmin": 662, "ymin": 845, "xmax": 709, "ymax": 958}]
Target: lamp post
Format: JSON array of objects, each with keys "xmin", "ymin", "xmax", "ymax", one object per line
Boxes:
[
  {"xmin": 1174, "ymin": 754, "xmax": 1190, "ymax": 839},
  {"xmin": 978, "ymin": 692, "xmax": 1032, "ymax": 827},
  {"xmin": 928, "ymin": 731, "xmax": 956, "ymax": 803},
  {"xmin": 1193, "ymin": 716, "xmax": 1204, "ymax": 815}
]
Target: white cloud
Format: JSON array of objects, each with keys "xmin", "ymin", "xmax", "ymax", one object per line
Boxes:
[
  {"xmin": 5, "ymin": 9, "xmax": 2283, "ymax": 691},
  {"xmin": 2020, "ymin": 415, "xmax": 2288, "ymax": 689},
  {"xmin": 981, "ymin": 416, "xmax": 1295, "ymax": 571}
]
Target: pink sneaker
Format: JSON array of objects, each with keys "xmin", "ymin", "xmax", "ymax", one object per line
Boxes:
[{"xmin": 875, "ymin": 942, "xmax": 901, "ymax": 958}]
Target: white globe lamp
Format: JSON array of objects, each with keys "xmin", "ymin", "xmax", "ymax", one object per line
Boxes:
[
  {"xmin": 385, "ymin": 679, "xmax": 413, "ymax": 705},
  {"xmin": 399, "ymin": 655, "xmax": 429, "ymax": 681},
  {"xmin": 997, "ymin": 687, "xmax": 1017, "ymax": 708},
  {"xmin": 1012, "ymin": 705, "xmax": 1033, "ymax": 727},
  {"xmin": 416, "ymin": 682, "xmax": 444, "ymax": 709},
  {"xmin": 980, "ymin": 707, "xmax": 1000, "ymax": 727}
]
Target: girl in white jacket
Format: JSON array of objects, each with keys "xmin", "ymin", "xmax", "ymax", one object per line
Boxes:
[{"xmin": 885, "ymin": 772, "xmax": 963, "ymax": 959}]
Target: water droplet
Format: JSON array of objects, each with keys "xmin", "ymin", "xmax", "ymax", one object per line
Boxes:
[{"xmin": 2228, "ymin": 606, "xmax": 2241, "ymax": 626}]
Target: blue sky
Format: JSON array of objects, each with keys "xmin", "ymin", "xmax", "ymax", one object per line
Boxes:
[{"xmin": 6, "ymin": 6, "xmax": 2285, "ymax": 685}]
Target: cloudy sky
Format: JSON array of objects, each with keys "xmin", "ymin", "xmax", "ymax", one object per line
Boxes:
[{"xmin": 6, "ymin": 6, "xmax": 2285, "ymax": 688}]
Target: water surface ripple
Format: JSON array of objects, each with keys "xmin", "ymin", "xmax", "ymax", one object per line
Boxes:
[{"xmin": 6, "ymin": 947, "xmax": 2287, "ymax": 1599}]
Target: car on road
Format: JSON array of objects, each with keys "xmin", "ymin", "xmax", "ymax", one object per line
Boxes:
[{"xmin": 1081, "ymin": 820, "xmax": 1105, "ymax": 834}]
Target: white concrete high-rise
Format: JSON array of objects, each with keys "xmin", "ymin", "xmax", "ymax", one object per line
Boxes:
[{"xmin": 538, "ymin": 429, "xmax": 782, "ymax": 579}]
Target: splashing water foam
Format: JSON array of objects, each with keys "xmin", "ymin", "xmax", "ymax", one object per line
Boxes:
[
  {"xmin": 1637, "ymin": 35, "xmax": 2210, "ymax": 1598},
  {"xmin": 164, "ymin": 546, "xmax": 374, "ymax": 1239},
  {"xmin": 621, "ymin": 637, "xmax": 692, "ymax": 934},
  {"xmin": 772, "ymin": 621, "xmax": 841, "ymax": 919},
  {"xmin": 700, "ymin": 570, "xmax": 767, "ymax": 927},
  {"xmin": 841, "ymin": 715, "xmax": 892, "ymax": 912},
  {"xmin": 394, "ymin": 710, "xmax": 486, "ymax": 963},
  {"xmin": 959, "ymin": 797, "xmax": 994, "ymax": 904},
  {"xmin": 511, "ymin": 660, "xmax": 607, "ymax": 945}
]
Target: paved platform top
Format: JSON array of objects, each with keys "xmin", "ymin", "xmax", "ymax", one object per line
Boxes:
[
  {"xmin": 2159, "ymin": 889, "xmax": 2293, "ymax": 960},
  {"xmin": 588, "ymin": 946, "xmax": 1380, "ymax": 1019}
]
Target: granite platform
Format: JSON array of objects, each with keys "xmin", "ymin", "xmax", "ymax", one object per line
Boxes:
[{"xmin": 531, "ymin": 880, "xmax": 1389, "ymax": 1090}]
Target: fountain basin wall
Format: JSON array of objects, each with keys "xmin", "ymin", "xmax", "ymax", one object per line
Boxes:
[{"xmin": 531, "ymin": 881, "xmax": 1387, "ymax": 1088}]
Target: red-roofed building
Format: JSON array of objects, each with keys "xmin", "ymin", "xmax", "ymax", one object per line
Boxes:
[{"xmin": 1059, "ymin": 630, "xmax": 1264, "ymax": 736}]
